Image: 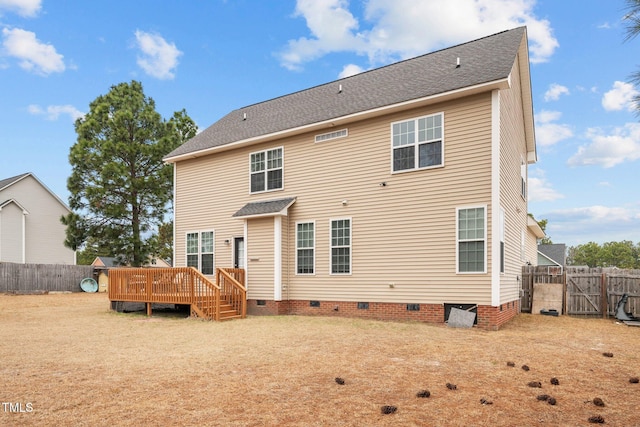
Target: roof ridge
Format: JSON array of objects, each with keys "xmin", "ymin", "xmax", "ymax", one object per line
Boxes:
[
  {"xmin": 165, "ymin": 26, "xmax": 528, "ymax": 161},
  {"xmin": 0, "ymin": 172, "xmax": 32, "ymax": 191},
  {"xmin": 234, "ymin": 26, "xmax": 525, "ymax": 112}
]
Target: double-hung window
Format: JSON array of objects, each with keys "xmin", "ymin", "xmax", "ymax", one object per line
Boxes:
[
  {"xmin": 331, "ymin": 218, "xmax": 351, "ymax": 274},
  {"xmin": 250, "ymin": 147, "xmax": 283, "ymax": 193},
  {"xmin": 457, "ymin": 207, "xmax": 486, "ymax": 273},
  {"xmin": 296, "ymin": 222, "xmax": 315, "ymax": 274},
  {"xmin": 392, "ymin": 113, "xmax": 443, "ymax": 172},
  {"xmin": 186, "ymin": 231, "xmax": 214, "ymax": 275}
]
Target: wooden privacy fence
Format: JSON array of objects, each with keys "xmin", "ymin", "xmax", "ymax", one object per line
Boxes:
[
  {"xmin": 520, "ymin": 265, "xmax": 564, "ymax": 313},
  {"xmin": 521, "ymin": 266, "xmax": 640, "ymax": 317},
  {"xmin": 0, "ymin": 262, "xmax": 94, "ymax": 293}
]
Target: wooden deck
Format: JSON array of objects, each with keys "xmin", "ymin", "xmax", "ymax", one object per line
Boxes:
[{"xmin": 108, "ymin": 267, "xmax": 246, "ymax": 321}]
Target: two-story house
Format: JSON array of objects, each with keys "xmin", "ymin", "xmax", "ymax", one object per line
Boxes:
[
  {"xmin": 0, "ymin": 172, "xmax": 75, "ymax": 264},
  {"xmin": 163, "ymin": 27, "xmax": 539, "ymax": 329}
]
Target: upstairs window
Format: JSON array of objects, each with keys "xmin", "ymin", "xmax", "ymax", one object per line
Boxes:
[
  {"xmin": 392, "ymin": 113, "xmax": 443, "ymax": 172},
  {"xmin": 250, "ymin": 147, "xmax": 283, "ymax": 193}
]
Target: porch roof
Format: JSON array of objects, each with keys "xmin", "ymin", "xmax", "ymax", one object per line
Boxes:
[{"xmin": 232, "ymin": 197, "xmax": 296, "ymax": 219}]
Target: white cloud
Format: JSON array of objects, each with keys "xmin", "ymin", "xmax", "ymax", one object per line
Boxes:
[
  {"xmin": 566, "ymin": 206, "xmax": 636, "ymax": 222},
  {"xmin": 568, "ymin": 123, "xmax": 640, "ymax": 168},
  {"xmin": 544, "ymin": 83, "xmax": 569, "ymax": 101},
  {"xmin": 602, "ymin": 81, "xmax": 638, "ymax": 112},
  {"xmin": 134, "ymin": 30, "xmax": 182, "ymax": 80},
  {"xmin": 279, "ymin": 0, "xmax": 366, "ymax": 70},
  {"xmin": 1, "ymin": 27, "xmax": 65, "ymax": 75},
  {"xmin": 0, "ymin": 0, "xmax": 41, "ymax": 17},
  {"xmin": 28, "ymin": 104, "xmax": 84, "ymax": 121},
  {"xmin": 528, "ymin": 169, "xmax": 564, "ymax": 202},
  {"xmin": 338, "ymin": 63, "xmax": 365, "ymax": 78},
  {"xmin": 542, "ymin": 205, "xmax": 640, "ymax": 246},
  {"xmin": 534, "ymin": 110, "xmax": 573, "ymax": 147},
  {"xmin": 279, "ymin": 0, "xmax": 558, "ymax": 72}
]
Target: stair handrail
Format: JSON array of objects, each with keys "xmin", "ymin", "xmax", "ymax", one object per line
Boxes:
[
  {"xmin": 187, "ymin": 267, "xmax": 220, "ymax": 320},
  {"xmin": 217, "ymin": 268, "xmax": 247, "ymax": 319}
]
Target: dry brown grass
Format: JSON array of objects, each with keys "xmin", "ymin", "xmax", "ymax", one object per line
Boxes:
[{"xmin": 1, "ymin": 293, "xmax": 639, "ymax": 426}]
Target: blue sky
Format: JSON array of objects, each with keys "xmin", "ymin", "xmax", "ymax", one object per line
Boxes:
[{"xmin": 1, "ymin": 0, "xmax": 639, "ymax": 248}]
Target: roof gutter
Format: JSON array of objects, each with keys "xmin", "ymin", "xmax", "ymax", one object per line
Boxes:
[{"xmin": 164, "ymin": 77, "xmax": 511, "ymax": 164}]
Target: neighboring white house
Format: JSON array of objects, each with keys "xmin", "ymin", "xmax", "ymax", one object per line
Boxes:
[{"xmin": 0, "ymin": 172, "xmax": 75, "ymax": 264}]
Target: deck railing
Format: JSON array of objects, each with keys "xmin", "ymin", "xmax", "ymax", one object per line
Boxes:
[
  {"xmin": 108, "ymin": 267, "xmax": 246, "ymax": 320},
  {"xmin": 217, "ymin": 268, "xmax": 247, "ymax": 319}
]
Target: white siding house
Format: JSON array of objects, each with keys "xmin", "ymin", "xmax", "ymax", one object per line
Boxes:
[{"xmin": 0, "ymin": 173, "xmax": 75, "ymax": 264}]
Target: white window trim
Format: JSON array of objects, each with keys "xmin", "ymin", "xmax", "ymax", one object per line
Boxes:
[
  {"xmin": 315, "ymin": 128, "xmax": 348, "ymax": 143},
  {"xmin": 456, "ymin": 205, "xmax": 487, "ymax": 274},
  {"xmin": 249, "ymin": 146, "xmax": 284, "ymax": 194},
  {"xmin": 390, "ymin": 112, "xmax": 445, "ymax": 174},
  {"xmin": 185, "ymin": 230, "xmax": 215, "ymax": 275},
  {"xmin": 329, "ymin": 217, "xmax": 352, "ymax": 276},
  {"xmin": 295, "ymin": 220, "xmax": 316, "ymax": 275}
]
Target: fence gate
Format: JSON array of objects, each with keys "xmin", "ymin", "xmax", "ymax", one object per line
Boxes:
[
  {"xmin": 565, "ymin": 270, "xmax": 606, "ymax": 316},
  {"xmin": 520, "ymin": 267, "xmax": 534, "ymax": 313}
]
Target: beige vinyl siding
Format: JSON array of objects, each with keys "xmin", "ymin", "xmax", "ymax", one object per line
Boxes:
[
  {"xmin": 0, "ymin": 202, "xmax": 24, "ymax": 262},
  {"xmin": 0, "ymin": 176, "xmax": 74, "ymax": 264},
  {"xmin": 175, "ymin": 93, "xmax": 495, "ymax": 305},
  {"xmin": 498, "ymin": 54, "xmax": 531, "ymax": 304},
  {"xmin": 524, "ymin": 228, "xmax": 538, "ymax": 266},
  {"xmin": 174, "ymin": 149, "xmax": 248, "ymax": 272},
  {"xmin": 246, "ymin": 217, "xmax": 274, "ymax": 299}
]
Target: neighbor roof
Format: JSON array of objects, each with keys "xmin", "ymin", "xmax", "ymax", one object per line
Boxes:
[
  {"xmin": 538, "ymin": 244, "xmax": 567, "ymax": 266},
  {"xmin": 0, "ymin": 173, "xmax": 31, "ymax": 191},
  {"xmin": 165, "ymin": 27, "xmax": 530, "ymax": 162},
  {"xmin": 92, "ymin": 256, "xmax": 119, "ymax": 267},
  {"xmin": 0, "ymin": 172, "xmax": 71, "ymax": 212}
]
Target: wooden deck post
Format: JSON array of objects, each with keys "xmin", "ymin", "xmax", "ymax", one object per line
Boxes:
[{"xmin": 146, "ymin": 302, "xmax": 152, "ymax": 317}]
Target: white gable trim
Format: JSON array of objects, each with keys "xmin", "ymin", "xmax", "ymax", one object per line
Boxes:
[{"xmin": 0, "ymin": 198, "xmax": 30, "ymax": 214}]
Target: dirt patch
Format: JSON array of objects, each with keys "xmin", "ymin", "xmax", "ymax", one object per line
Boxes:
[{"xmin": 1, "ymin": 293, "xmax": 639, "ymax": 426}]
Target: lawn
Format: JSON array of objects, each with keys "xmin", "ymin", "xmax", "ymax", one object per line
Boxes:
[{"xmin": 1, "ymin": 293, "xmax": 639, "ymax": 426}]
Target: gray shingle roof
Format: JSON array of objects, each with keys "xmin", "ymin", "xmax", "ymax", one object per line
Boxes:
[
  {"xmin": 0, "ymin": 173, "xmax": 30, "ymax": 191},
  {"xmin": 538, "ymin": 244, "xmax": 567, "ymax": 266},
  {"xmin": 165, "ymin": 27, "xmax": 526, "ymax": 161},
  {"xmin": 232, "ymin": 197, "xmax": 297, "ymax": 218}
]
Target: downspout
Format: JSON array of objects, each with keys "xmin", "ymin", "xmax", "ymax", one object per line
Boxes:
[
  {"xmin": 22, "ymin": 210, "xmax": 27, "ymax": 263},
  {"xmin": 172, "ymin": 163, "xmax": 177, "ymax": 267},
  {"xmin": 491, "ymin": 89, "xmax": 501, "ymax": 307},
  {"xmin": 274, "ymin": 216, "xmax": 282, "ymax": 301}
]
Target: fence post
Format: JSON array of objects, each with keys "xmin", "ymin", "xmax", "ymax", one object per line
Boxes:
[
  {"xmin": 601, "ymin": 272, "xmax": 607, "ymax": 318},
  {"xmin": 563, "ymin": 271, "xmax": 567, "ymax": 315}
]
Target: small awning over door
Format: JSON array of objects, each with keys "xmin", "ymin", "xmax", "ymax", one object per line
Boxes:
[{"xmin": 232, "ymin": 197, "xmax": 296, "ymax": 219}]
